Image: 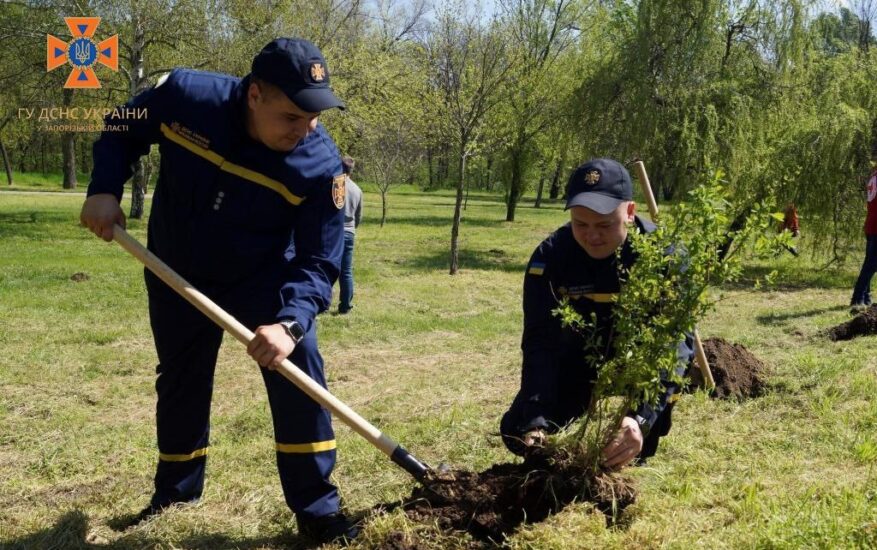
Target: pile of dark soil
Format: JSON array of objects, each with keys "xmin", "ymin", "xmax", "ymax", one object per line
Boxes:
[
  {"xmin": 827, "ymin": 306, "xmax": 877, "ymax": 341},
  {"xmin": 395, "ymin": 462, "xmax": 635, "ymax": 544},
  {"xmin": 693, "ymin": 337, "xmax": 766, "ymax": 400}
]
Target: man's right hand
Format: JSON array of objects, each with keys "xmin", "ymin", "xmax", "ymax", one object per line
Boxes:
[
  {"xmin": 522, "ymin": 429, "xmax": 546, "ymax": 449},
  {"xmin": 80, "ymin": 193, "xmax": 125, "ymax": 242}
]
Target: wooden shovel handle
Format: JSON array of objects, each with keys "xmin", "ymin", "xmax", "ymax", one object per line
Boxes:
[
  {"xmin": 112, "ymin": 225, "xmax": 430, "ymax": 479},
  {"xmin": 631, "ymin": 162, "xmax": 716, "ymax": 390}
]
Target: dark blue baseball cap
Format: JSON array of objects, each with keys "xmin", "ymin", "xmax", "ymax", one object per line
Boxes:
[
  {"xmin": 251, "ymin": 38, "xmax": 345, "ymax": 112},
  {"xmin": 565, "ymin": 158, "xmax": 633, "ymax": 214}
]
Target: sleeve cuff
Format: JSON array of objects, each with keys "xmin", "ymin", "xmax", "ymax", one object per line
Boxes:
[
  {"xmin": 275, "ymin": 307, "xmax": 314, "ymax": 335},
  {"xmin": 629, "ymin": 405, "xmax": 657, "ymax": 435},
  {"xmin": 86, "ymin": 183, "xmax": 123, "ymax": 202},
  {"xmin": 519, "ymin": 416, "xmax": 551, "ymax": 434}
]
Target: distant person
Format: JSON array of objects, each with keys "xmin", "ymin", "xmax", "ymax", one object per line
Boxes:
[
  {"xmin": 851, "ymin": 166, "xmax": 877, "ymax": 313},
  {"xmin": 338, "ymin": 156, "xmax": 362, "ymax": 314},
  {"xmin": 778, "ymin": 202, "xmax": 800, "ymax": 257}
]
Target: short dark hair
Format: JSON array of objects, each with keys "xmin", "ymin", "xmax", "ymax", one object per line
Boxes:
[
  {"xmin": 341, "ymin": 155, "xmax": 355, "ymax": 174},
  {"xmin": 250, "ymin": 76, "xmax": 284, "ymax": 101}
]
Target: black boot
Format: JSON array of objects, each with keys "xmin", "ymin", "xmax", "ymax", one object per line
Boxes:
[{"xmin": 297, "ymin": 512, "xmax": 359, "ymax": 545}]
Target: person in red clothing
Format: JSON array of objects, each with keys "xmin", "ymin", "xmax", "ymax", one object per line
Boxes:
[
  {"xmin": 778, "ymin": 203, "xmax": 800, "ymax": 256},
  {"xmin": 850, "ymin": 167, "xmax": 877, "ymax": 313}
]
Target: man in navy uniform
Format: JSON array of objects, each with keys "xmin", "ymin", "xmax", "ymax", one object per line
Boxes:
[
  {"xmin": 500, "ymin": 158, "xmax": 692, "ymax": 469},
  {"xmin": 80, "ymin": 38, "xmax": 357, "ymax": 544}
]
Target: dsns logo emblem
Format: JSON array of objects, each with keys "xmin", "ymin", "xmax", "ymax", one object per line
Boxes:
[{"xmin": 47, "ymin": 17, "xmax": 118, "ymax": 89}]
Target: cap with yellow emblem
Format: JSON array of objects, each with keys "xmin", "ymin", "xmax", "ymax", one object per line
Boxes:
[
  {"xmin": 251, "ymin": 37, "xmax": 345, "ymax": 112},
  {"xmin": 564, "ymin": 158, "xmax": 633, "ymax": 214}
]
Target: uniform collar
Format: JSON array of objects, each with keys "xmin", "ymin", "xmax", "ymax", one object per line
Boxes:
[{"xmin": 231, "ymin": 74, "xmax": 251, "ymax": 141}]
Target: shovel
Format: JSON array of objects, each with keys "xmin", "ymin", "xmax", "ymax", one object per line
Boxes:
[{"xmin": 111, "ymin": 225, "xmax": 432, "ymax": 481}]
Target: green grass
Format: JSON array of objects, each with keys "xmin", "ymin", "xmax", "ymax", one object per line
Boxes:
[
  {"xmin": 0, "ymin": 170, "xmax": 95, "ymax": 192},
  {"xmin": 1, "ymin": 190, "xmax": 875, "ymax": 549}
]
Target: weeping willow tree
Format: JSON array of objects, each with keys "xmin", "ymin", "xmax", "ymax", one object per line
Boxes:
[{"xmin": 566, "ymin": 0, "xmax": 876, "ymax": 259}]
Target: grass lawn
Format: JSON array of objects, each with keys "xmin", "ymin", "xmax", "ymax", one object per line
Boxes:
[
  {"xmin": 0, "ymin": 170, "xmax": 93, "ymax": 192},
  {"xmin": 1, "ymin": 188, "xmax": 875, "ymax": 549}
]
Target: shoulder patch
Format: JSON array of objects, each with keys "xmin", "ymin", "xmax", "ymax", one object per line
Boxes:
[
  {"xmin": 528, "ymin": 262, "xmax": 546, "ymax": 276},
  {"xmin": 332, "ymin": 174, "xmax": 346, "ymax": 209}
]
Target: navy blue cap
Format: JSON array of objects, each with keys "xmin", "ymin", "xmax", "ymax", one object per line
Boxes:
[
  {"xmin": 251, "ymin": 38, "xmax": 345, "ymax": 112},
  {"xmin": 565, "ymin": 158, "xmax": 633, "ymax": 214}
]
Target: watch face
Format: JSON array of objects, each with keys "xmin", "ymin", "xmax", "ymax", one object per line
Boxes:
[{"xmin": 284, "ymin": 321, "xmax": 304, "ymax": 341}]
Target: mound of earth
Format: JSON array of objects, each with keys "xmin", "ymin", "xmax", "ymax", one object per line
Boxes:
[
  {"xmin": 395, "ymin": 462, "xmax": 635, "ymax": 544},
  {"xmin": 827, "ymin": 306, "xmax": 877, "ymax": 341},
  {"xmin": 692, "ymin": 337, "xmax": 766, "ymax": 400}
]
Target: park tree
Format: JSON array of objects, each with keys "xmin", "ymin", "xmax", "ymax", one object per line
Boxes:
[
  {"xmin": 341, "ymin": 0, "xmax": 429, "ymax": 226},
  {"xmin": 91, "ymin": 0, "xmax": 216, "ymax": 218},
  {"xmin": 494, "ymin": 0, "xmax": 580, "ymax": 221},
  {"xmin": 421, "ymin": 0, "xmax": 514, "ymax": 274},
  {"xmin": 0, "ymin": 1, "xmax": 80, "ymax": 187}
]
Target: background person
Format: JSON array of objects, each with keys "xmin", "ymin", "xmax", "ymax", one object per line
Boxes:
[
  {"xmin": 851, "ymin": 165, "xmax": 877, "ymax": 313},
  {"xmin": 338, "ymin": 155, "xmax": 362, "ymax": 314}
]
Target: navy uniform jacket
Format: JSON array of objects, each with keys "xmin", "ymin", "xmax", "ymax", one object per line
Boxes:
[
  {"xmin": 88, "ymin": 69, "xmax": 345, "ymax": 333},
  {"xmin": 514, "ymin": 215, "xmax": 693, "ymax": 437}
]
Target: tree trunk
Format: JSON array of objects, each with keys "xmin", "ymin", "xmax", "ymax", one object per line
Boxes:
[
  {"xmin": 505, "ymin": 147, "xmax": 525, "ymax": 222},
  {"xmin": 128, "ymin": 13, "xmax": 149, "ymax": 219},
  {"xmin": 18, "ymin": 145, "xmax": 26, "ymax": 172},
  {"xmin": 549, "ymin": 158, "xmax": 563, "ymax": 199},
  {"xmin": 534, "ymin": 172, "xmax": 546, "ymax": 208},
  {"xmin": 505, "ymin": 168, "xmax": 521, "ymax": 222},
  {"xmin": 449, "ymin": 146, "xmax": 466, "ymax": 275},
  {"xmin": 61, "ymin": 89, "xmax": 77, "ymax": 189},
  {"xmin": 859, "ymin": 19, "xmax": 871, "ymax": 53},
  {"xmin": 718, "ymin": 209, "xmax": 748, "ymax": 261},
  {"xmin": 40, "ymin": 134, "xmax": 47, "ymax": 173},
  {"xmin": 61, "ymin": 133, "xmax": 77, "ymax": 189},
  {"xmin": 131, "ymin": 160, "xmax": 146, "ymax": 218},
  {"xmin": 439, "ymin": 143, "xmax": 450, "ymax": 183},
  {"xmin": 463, "ymin": 161, "xmax": 470, "ymax": 210},
  {"xmin": 427, "ymin": 147, "xmax": 433, "ymax": 189},
  {"xmin": 380, "ymin": 188, "xmax": 388, "ymax": 227},
  {"xmin": 79, "ymin": 134, "xmax": 89, "ymax": 175},
  {"xmin": 1, "ymin": 137, "xmax": 12, "ymax": 186}
]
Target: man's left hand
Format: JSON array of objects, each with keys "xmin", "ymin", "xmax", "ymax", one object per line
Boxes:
[
  {"xmin": 247, "ymin": 324, "xmax": 296, "ymax": 370},
  {"xmin": 601, "ymin": 416, "xmax": 644, "ymax": 470}
]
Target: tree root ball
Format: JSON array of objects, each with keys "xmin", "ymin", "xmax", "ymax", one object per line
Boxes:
[{"xmin": 396, "ymin": 462, "xmax": 635, "ymax": 544}]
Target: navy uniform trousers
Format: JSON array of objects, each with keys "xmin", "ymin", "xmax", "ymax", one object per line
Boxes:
[{"xmin": 145, "ymin": 270, "xmax": 339, "ymax": 519}]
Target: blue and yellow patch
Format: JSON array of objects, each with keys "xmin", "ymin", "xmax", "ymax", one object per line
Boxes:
[{"xmin": 528, "ymin": 262, "xmax": 546, "ymax": 276}]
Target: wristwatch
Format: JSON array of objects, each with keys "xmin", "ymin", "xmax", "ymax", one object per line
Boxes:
[
  {"xmin": 279, "ymin": 320, "xmax": 305, "ymax": 344},
  {"xmin": 632, "ymin": 414, "xmax": 650, "ymax": 436}
]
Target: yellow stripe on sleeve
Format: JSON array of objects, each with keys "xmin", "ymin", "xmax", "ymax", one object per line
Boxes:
[{"xmin": 582, "ymin": 292, "xmax": 617, "ymax": 303}]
